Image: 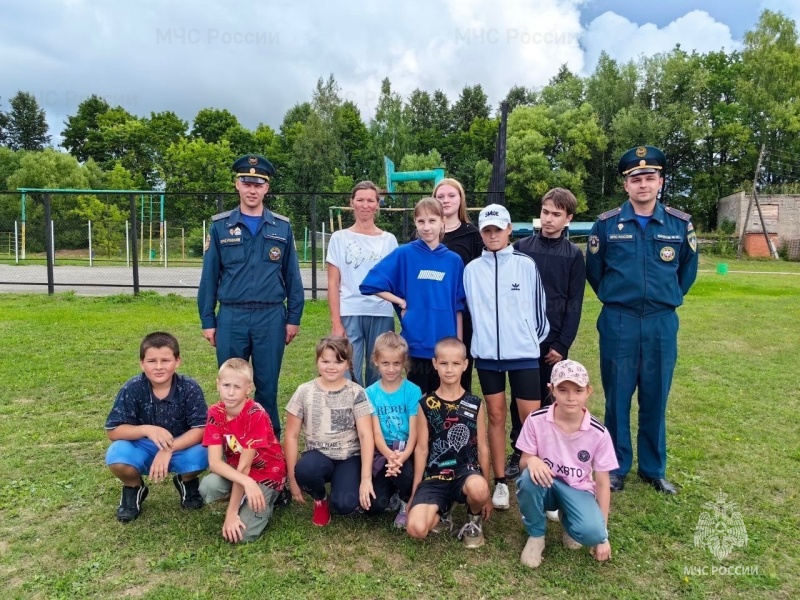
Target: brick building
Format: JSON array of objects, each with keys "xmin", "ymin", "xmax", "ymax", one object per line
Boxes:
[{"xmin": 717, "ymin": 192, "xmax": 800, "ymax": 258}]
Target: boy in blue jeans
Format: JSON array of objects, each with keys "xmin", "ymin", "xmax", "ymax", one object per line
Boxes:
[{"xmin": 105, "ymin": 332, "xmax": 209, "ymax": 522}]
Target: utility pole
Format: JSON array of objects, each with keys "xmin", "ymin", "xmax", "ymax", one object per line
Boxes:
[{"xmin": 736, "ymin": 143, "xmax": 765, "ymax": 259}]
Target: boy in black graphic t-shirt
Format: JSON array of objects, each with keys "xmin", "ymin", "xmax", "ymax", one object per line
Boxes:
[{"xmin": 406, "ymin": 338, "xmax": 491, "ymax": 548}]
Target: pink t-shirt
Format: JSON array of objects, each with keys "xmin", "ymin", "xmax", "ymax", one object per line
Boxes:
[{"xmin": 515, "ymin": 403, "xmax": 619, "ymax": 495}]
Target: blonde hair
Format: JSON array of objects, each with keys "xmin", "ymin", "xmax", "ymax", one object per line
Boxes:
[
  {"xmin": 433, "ymin": 178, "xmax": 470, "ymax": 224},
  {"xmin": 434, "ymin": 336, "xmax": 467, "ymax": 360},
  {"xmin": 414, "ymin": 197, "xmax": 446, "ymax": 241},
  {"xmin": 219, "ymin": 357, "xmax": 253, "ymax": 383},
  {"xmin": 372, "ymin": 331, "xmax": 410, "ymax": 371}
]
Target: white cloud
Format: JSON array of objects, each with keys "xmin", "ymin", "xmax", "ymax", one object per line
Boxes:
[
  {"xmin": 581, "ymin": 10, "xmax": 740, "ymax": 73},
  {"xmin": 0, "ymin": 0, "xmax": 763, "ymax": 146}
]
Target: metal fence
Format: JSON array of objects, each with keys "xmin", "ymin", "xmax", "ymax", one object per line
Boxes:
[{"xmin": 0, "ymin": 189, "xmax": 495, "ymax": 297}]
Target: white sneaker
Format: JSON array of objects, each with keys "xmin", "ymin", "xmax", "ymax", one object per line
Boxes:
[
  {"xmin": 521, "ymin": 536, "xmax": 546, "ymax": 568},
  {"xmin": 562, "ymin": 529, "xmax": 582, "ymax": 550},
  {"xmin": 492, "ymin": 482, "xmax": 510, "ymax": 510},
  {"xmin": 546, "ymin": 509, "xmax": 560, "ymax": 522}
]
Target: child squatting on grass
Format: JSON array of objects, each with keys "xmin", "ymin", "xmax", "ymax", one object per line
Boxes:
[
  {"xmin": 284, "ymin": 336, "xmax": 384, "ymax": 526},
  {"xmin": 516, "ymin": 359, "xmax": 618, "ymax": 567},
  {"xmin": 104, "ymin": 332, "xmax": 208, "ymax": 523},
  {"xmin": 365, "ymin": 331, "xmax": 421, "ymax": 529},
  {"xmin": 199, "ymin": 358, "xmax": 287, "ymax": 544},
  {"xmin": 406, "ymin": 337, "xmax": 492, "ymax": 548}
]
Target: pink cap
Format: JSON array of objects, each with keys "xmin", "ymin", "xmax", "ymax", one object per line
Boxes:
[{"xmin": 550, "ymin": 359, "xmax": 590, "ymax": 387}]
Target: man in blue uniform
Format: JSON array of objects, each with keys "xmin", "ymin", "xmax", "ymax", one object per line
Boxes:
[
  {"xmin": 586, "ymin": 146, "xmax": 698, "ymax": 495},
  {"xmin": 198, "ymin": 154, "xmax": 304, "ymax": 440}
]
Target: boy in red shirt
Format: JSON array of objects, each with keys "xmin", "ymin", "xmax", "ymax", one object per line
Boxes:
[{"xmin": 200, "ymin": 358, "xmax": 287, "ymax": 543}]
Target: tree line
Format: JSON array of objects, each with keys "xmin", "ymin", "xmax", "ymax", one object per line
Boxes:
[{"xmin": 0, "ymin": 10, "xmax": 798, "ymax": 233}]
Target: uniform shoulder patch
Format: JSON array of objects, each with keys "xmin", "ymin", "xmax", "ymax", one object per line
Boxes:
[
  {"xmin": 599, "ymin": 207, "xmax": 621, "ymax": 221},
  {"xmin": 665, "ymin": 206, "xmax": 691, "ymax": 222},
  {"xmin": 211, "ymin": 210, "xmax": 232, "ymax": 222},
  {"xmin": 273, "ymin": 212, "xmax": 290, "ymax": 223}
]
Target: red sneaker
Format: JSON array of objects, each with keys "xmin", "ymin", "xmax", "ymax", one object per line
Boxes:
[{"xmin": 312, "ymin": 497, "xmax": 331, "ymax": 527}]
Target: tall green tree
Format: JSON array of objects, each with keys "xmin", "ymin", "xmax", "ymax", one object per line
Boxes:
[
  {"xmin": 370, "ymin": 78, "xmax": 411, "ymax": 166},
  {"xmin": 190, "ymin": 108, "xmax": 241, "ymax": 144},
  {"xmin": 506, "ymin": 102, "xmax": 607, "ymax": 219},
  {"xmin": 71, "ymin": 194, "xmax": 126, "ymax": 257},
  {"xmin": 451, "ymin": 85, "xmax": 490, "ymax": 132},
  {"xmin": 0, "ymin": 100, "xmax": 9, "ymax": 147},
  {"xmin": 585, "ymin": 53, "xmax": 638, "ymax": 208},
  {"xmin": 61, "ymin": 94, "xmax": 111, "ymax": 162},
  {"xmin": 740, "ymin": 9, "xmax": 800, "ymax": 188},
  {"xmin": 334, "ymin": 101, "xmax": 371, "ymax": 180},
  {"xmin": 540, "ymin": 65, "xmax": 585, "ymax": 107},
  {"xmin": 5, "ymin": 92, "xmax": 51, "ymax": 151},
  {"xmin": 503, "ymin": 85, "xmax": 537, "ymax": 112}
]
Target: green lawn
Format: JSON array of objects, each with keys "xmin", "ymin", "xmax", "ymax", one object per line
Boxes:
[{"xmin": 0, "ymin": 259, "xmax": 798, "ymax": 599}]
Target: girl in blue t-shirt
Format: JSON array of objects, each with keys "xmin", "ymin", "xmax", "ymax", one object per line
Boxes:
[{"xmin": 365, "ymin": 331, "xmax": 421, "ymax": 529}]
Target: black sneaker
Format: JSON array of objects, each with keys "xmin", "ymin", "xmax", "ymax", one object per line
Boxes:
[
  {"xmin": 504, "ymin": 453, "xmax": 521, "ymax": 479},
  {"xmin": 275, "ymin": 486, "xmax": 292, "ymax": 509},
  {"xmin": 117, "ymin": 483, "xmax": 149, "ymax": 523},
  {"xmin": 173, "ymin": 475, "xmax": 204, "ymax": 509}
]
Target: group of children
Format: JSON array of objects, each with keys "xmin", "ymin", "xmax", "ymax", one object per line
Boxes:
[{"xmin": 105, "ymin": 187, "xmax": 615, "ymax": 568}]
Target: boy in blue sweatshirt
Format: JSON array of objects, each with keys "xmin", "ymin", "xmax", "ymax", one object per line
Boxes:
[{"xmin": 360, "ymin": 197, "xmax": 465, "ymax": 396}]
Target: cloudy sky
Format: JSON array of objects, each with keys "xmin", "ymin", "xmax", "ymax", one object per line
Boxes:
[{"xmin": 1, "ymin": 0, "xmax": 798, "ymax": 141}]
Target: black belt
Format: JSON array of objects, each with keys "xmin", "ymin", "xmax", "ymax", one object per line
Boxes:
[{"xmin": 221, "ymin": 302, "xmax": 281, "ymax": 309}]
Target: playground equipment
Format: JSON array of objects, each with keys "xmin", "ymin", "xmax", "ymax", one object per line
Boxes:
[
  {"xmin": 15, "ymin": 188, "xmax": 168, "ymax": 263},
  {"xmin": 383, "ymin": 156, "xmax": 445, "ymax": 194},
  {"xmin": 323, "ymin": 156, "xmax": 448, "ymax": 235}
]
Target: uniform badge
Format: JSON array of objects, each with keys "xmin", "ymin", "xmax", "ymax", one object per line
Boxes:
[
  {"xmin": 636, "ymin": 146, "xmax": 647, "ymax": 157},
  {"xmin": 248, "ymin": 156, "xmax": 258, "ymax": 165},
  {"xmin": 660, "ymin": 246, "xmax": 675, "ymax": 261},
  {"xmin": 688, "ymin": 232, "xmax": 697, "ymax": 253},
  {"xmin": 204, "ymin": 234, "xmax": 211, "ymax": 252},
  {"xmin": 588, "ymin": 235, "xmax": 600, "ymax": 254},
  {"xmin": 618, "ymin": 223, "xmax": 624, "ymax": 230},
  {"xmin": 233, "ymin": 227, "xmax": 241, "ymax": 236},
  {"xmin": 269, "ymin": 246, "xmax": 282, "ymax": 261},
  {"xmin": 687, "ymin": 222, "xmax": 694, "ymax": 232}
]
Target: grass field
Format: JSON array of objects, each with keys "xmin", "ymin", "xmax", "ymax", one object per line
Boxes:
[{"xmin": 1, "ymin": 259, "xmax": 798, "ymax": 599}]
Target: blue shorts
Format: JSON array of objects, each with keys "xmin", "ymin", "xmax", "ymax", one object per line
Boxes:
[{"xmin": 105, "ymin": 438, "xmax": 208, "ymax": 475}]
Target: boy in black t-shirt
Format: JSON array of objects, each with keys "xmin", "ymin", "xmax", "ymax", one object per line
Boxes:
[{"xmin": 406, "ymin": 337, "xmax": 491, "ymax": 548}]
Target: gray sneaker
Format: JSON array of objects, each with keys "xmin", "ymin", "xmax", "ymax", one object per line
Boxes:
[
  {"xmin": 504, "ymin": 453, "xmax": 521, "ymax": 479},
  {"xmin": 431, "ymin": 508, "xmax": 453, "ymax": 534},
  {"xmin": 457, "ymin": 514, "xmax": 485, "ymax": 549}
]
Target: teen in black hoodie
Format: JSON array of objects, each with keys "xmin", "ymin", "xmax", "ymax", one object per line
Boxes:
[{"xmin": 506, "ymin": 188, "xmax": 586, "ymax": 478}]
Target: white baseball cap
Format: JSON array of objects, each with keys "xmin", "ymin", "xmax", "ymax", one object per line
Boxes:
[{"xmin": 478, "ymin": 204, "xmax": 511, "ymax": 231}]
